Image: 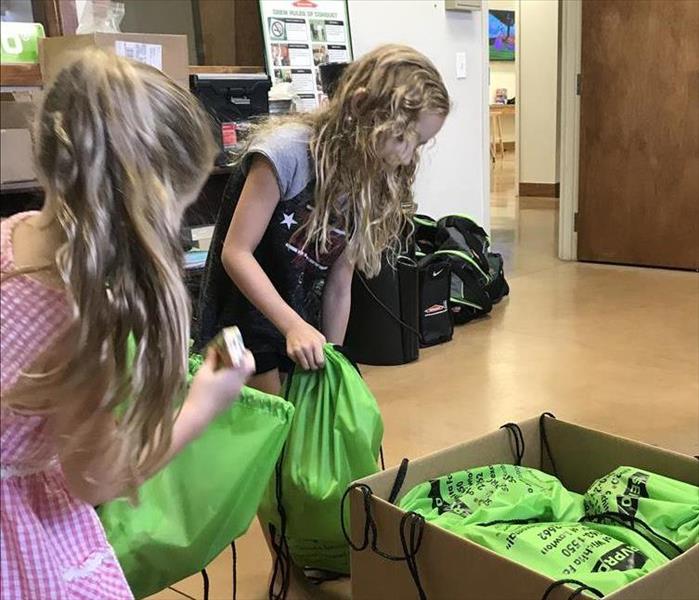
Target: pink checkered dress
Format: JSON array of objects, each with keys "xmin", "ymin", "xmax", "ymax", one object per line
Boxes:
[{"xmin": 1, "ymin": 213, "xmax": 133, "ymax": 599}]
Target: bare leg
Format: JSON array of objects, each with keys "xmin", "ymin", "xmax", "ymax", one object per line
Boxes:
[{"xmin": 248, "ymin": 368, "xmax": 283, "ymax": 395}]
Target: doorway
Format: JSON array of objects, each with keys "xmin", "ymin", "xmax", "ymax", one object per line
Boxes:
[{"xmin": 488, "ymin": 0, "xmax": 561, "ymax": 275}]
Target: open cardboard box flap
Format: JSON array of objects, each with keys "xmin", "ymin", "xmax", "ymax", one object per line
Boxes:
[{"xmin": 349, "ymin": 416, "xmax": 699, "ymax": 600}]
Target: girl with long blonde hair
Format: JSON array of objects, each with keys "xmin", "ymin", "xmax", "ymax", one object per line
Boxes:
[
  {"xmin": 0, "ymin": 51, "xmax": 254, "ymax": 598},
  {"xmin": 198, "ymin": 44, "xmax": 450, "ymax": 394}
]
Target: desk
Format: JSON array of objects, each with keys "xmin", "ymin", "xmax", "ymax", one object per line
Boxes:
[{"xmin": 489, "ymin": 104, "xmax": 515, "ymax": 161}]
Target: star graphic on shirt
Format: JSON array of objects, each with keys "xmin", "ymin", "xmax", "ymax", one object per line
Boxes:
[{"xmin": 281, "ymin": 212, "xmax": 298, "ymax": 230}]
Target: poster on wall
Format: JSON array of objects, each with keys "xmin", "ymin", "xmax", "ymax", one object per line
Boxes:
[
  {"xmin": 489, "ymin": 10, "xmax": 515, "ymax": 61},
  {"xmin": 259, "ymin": 0, "xmax": 353, "ymax": 111}
]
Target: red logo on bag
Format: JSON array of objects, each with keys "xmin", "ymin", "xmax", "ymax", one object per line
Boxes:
[
  {"xmin": 293, "ymin": 0, "xmax": 317, "ymax": 7},
  {"xmin": 425, "ymin": 302, "xmax": 448, "ymax": 317},
  {"xmin": 221, "ymin": 122, "xmax": 238, "ymax": 150}
]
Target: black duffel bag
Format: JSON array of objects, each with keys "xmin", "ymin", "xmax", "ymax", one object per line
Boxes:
[{"xmin": 344, "ymin": 255, "xmax": 420, "ymax": 366}]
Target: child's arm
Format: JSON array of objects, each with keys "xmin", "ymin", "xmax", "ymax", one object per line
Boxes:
[
  {"xmin": 58, "ymin": 350, "xmax": 254, "ymax": 506},
  {"xmin": 322, "ymin": 250, "xmax": 354, "ymax": 345},
  {"xmin": 222, "ymin": 156, "xmax": 325, "ymax": 370}
]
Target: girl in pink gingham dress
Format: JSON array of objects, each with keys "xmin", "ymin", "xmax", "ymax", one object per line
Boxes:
[
  {"xmin": 1, "ymin": 51, "xmax": 255, "ymax": 599},
  {"xmin": 1, "ymin": 213, "xmax": 133, "ymax": 599}
]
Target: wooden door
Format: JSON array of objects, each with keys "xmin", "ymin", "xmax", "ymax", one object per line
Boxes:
[{"xmin": 578, "ymin": 0, "xmax": 699, "ymax": 269}]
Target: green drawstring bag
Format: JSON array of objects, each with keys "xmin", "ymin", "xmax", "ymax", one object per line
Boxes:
[
  {"xmin": 99, "ymin": 384, "xmax": 295, "ymax": 599},
  {"xmin": 259, "ymin": 344, "xmax": 383, "ymax": 575},
  {"xmin": 584, "ymin": 466, "xmax": 699, "ymax": 552},
  {"xmin": 462, "ymin": 522, "xmax": 669, "ymax": 596},
  {"xmin": 399, "ymin": 464, "xmax": 586, "ymax": 531}
]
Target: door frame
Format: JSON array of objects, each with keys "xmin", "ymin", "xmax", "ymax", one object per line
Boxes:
[{"xmin": 557, "ymin": 0, "xmax": 582, "ymax": 261}]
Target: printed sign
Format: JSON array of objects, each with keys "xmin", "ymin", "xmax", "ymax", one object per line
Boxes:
[
  {"xmin": 114, "ymin": 41, "xmax": 163, "ymax": 71},
  {"xmin": 259, "ymin": 0, "xmax": 353, "ymax": 111}
]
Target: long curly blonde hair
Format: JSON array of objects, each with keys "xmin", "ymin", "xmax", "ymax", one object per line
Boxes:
[
  {"xmin": 2, "ymin": 51, "xmax": 217, "ymax": 487},
  {"xmin": 250, "ymin": 44, "xmax": 450, "ymax": 276}
]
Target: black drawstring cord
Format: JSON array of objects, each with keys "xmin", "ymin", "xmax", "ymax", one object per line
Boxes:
[
  {"xmin": 388, "ymin": 458, "xmax": 410, "ymax": 504},
  {"xmin": 583, "ymin": 512, "xmax": 684, "ymax": 559},
  {"xmin": 499, "ymin": 422, "xmax": 526, "ymax": 465},
  {"xmin": 201, "ymin": 569, "xmax": 210, "ymax": 600},
  {"xmin": 399, "ymin": 512, "xmax": 427, "ymax": 600},
  {"xmin": 269, "ymin": 450, "xmax": 291, "ymax": 600},
  {"xmin": 341, "ymin": 482, "xmax": 428, "ymax": 599},
  {"xmin": 380, "ymin": 446, "xmax": 386, "ymax": 471},
  {"xmin": 539, "ymin": 412, "xmax": 559, "ymax": 476},
  {"xmin": 268, "ymin": 370, "xmax": 299, "ymax": 600},
  {"xmin": 541, "ymin": 579, "xmax": 604, "ymax": 600},
  {"xmin": 231, "ymin": 541, "xmax": 237, "ymax": 600},
  {"xmin": 340, "ymin": 483, "xmax": 374, "ymax": 552}
]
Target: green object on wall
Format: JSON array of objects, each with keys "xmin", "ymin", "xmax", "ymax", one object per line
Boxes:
[{"xmin": 1, "ymin": 22, "xmax": 45, "ymax": 64}]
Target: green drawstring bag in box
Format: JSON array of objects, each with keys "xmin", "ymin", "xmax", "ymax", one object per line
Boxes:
[
  {"xmin": 584, "ymin": 466, "xmax": 699, "ymax": 552},
  {"xmin": 399, "ymin": 464, "xmax": 586, "ymax": 531},
  {"xmin": 259, "ymin": 344, "xmax": 383, "ymax": 575},
  {"xmin": 99, "ymin": 379, "xmax": 294, "ymax": 599},
  {"xmin": 462, "ymin": 521, "xmax": 669, "ymax": 596}
]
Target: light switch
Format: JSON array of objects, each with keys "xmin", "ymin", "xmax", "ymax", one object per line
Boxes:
[{"xmin": 456, "ymin": 52, "xmax": 467, "ymax": 79}]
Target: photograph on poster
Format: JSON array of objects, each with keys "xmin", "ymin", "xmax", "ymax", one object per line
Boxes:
[
  {"xmin": 310, "ymin": 19, "xmax": 326, "ymax": 42},
  {"xmin": 313, "ymin": 44, "xmax": 328, "ymax": 66},
  {"xmin": 273, "ymin": 68, "xmax": 292, "ymax": 84},
  {"xmin": 271, "ymin": 44, "xmax": 290, "ymax": 67}
]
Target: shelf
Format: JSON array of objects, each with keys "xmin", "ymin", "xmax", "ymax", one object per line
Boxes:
[
  {"xmin": 0, "ymin": 180, "xmax": 43, "ymax": 195},
  {"xmin": 0, "ymin": 64, "xmax": 42, "ymax": 88}
]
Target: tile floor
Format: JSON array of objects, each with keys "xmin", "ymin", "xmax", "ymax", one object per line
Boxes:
[{"xmin": 150, "ymin": 152, "xmax": 699, "ymax": 599}]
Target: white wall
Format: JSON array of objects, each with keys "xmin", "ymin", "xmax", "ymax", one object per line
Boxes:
[
  {"xmin": 348, "ymin": 0, "xmax": 489, "ymax": 227},
  {"xmin": 519, "ymin": 0, "xmax": 559, "ymax": 184},
  {"xmin": 488, "ymin": 0, "xmax": 517, "ymax": 142}
]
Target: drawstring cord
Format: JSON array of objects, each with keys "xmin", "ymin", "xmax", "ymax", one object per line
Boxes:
[
  {"xmin": 499, "ymin": 422, "xmax": 526, "ymax": 465},
  {"xmin": 539, "ymin": 412, "xmax": 559, "ymax": 476},
  {"xmin": 541, "ymin": 578, "xmax": 604, "ymax": 600},
  {"xmin": 583, "ymin": 512, "xmax": 684, "ymax": 559},
  {"xmin": 201, "ymin": 569, "xmax": 210, "ymax": 600},
  {"xmin": 340, "ymin": 482, "xmax": 427, "ymax": 600}
]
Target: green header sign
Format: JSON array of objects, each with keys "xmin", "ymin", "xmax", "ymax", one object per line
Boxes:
[{"xmin": 1, "ymin": 22, "xmax": 46, "ymax": 65}]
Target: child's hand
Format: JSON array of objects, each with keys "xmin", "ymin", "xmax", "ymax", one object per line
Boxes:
[
  {"xmin": 188, "ymin": 348, "xmax": 255, "ymax": 419},
  {"xmin": 286, "ymin": 321, "xmax": 326, "ymax": 370}
]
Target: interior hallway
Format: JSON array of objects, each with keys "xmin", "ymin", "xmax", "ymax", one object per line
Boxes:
[{"xmin": 151, "ymin": 154, "xmax": 699, "ymax": 600}]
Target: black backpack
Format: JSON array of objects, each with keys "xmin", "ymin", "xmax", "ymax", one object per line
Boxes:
[
  {"xmin": 413, "ymin": 214, "xmax": 510, "ymax": 325},
  {"xmin": 437, "ymin": 214, "xmax": 509, "ymax": 305}
]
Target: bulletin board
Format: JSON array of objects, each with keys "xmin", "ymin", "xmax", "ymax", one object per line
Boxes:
[{"xmin": 259, "ymin": 0, "xmax": 353, "ymax": 111}]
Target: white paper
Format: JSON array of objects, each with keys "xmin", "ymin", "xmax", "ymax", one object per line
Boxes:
[
  {"xmin": 290, "ymin": 69, "xmax": 315, "ymax": 94},
  {"xmin": 296, "ymin": 94, "xmax": 318, "ymax": 111},
  {"xmin": 325, "ymin": 20, "xmax": 346, "ymax": 44},
  {"xmin": 326, "ymin": 44, "xmax": 348, "ymax": 63},
  {"xmin": 115, "ymin": 41, "xmax": 163, "ymax": 71},
  {"xmin": 288, "ymin": 44, "xmax": 312, "ymax": 67}
]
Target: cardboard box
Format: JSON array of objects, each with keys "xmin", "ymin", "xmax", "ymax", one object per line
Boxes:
[
  {"xmin": 1, "ymin": 129, "xmax": 35, "ymax": 183},
  {"xmin": 0, "ymin": 91, "xmax": 40, "ymax": 184},
  {"xmin": 39, "ymin": 33, "xmax": 188, "ymax": 89},
  {"xmin": 349, "ymin": 417, "xmax": 699, "ymax": 599}
]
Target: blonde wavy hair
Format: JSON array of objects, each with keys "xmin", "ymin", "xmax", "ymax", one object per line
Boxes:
[
  {"xmin": 2, "ymin": 51, "xmax": 217, "ymax": 485},
  {"xmin": 249, "ymin": 44, "xmax": 450, "ymax": 276}
]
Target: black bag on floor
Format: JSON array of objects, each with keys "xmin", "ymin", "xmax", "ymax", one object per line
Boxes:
[
  {"xmin": 345, "ymin": 255, "xmax": 419, "ymax": 366},
  {"xmin": 417, "ymin": 255, "xmax": 453, "ymax": 347},
  {"xmin": 432, "ymin": 248, "xmax": 493, "ymax": 324},
  {"xmin": 436, "ymin": 215, "xmax": 510, "ymax": 306},
  {"xmin": 414, "ymin": 214, "xmax": 440, "ymax": 256}
]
